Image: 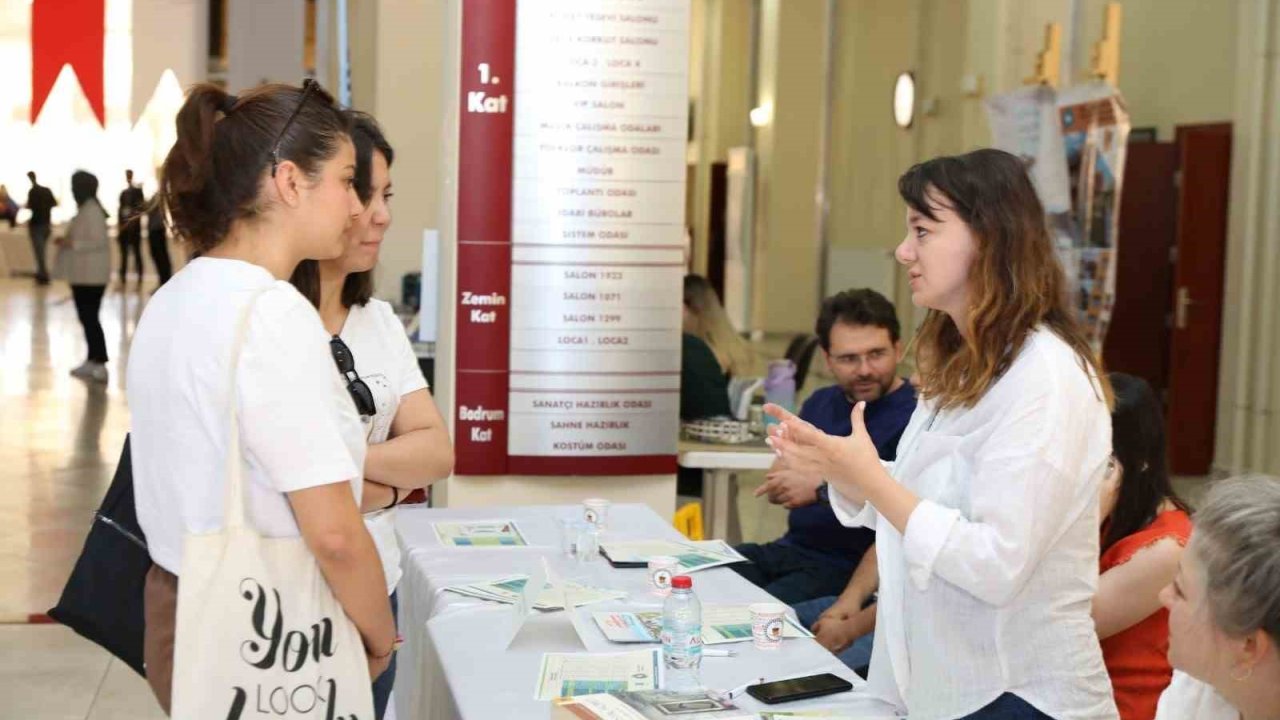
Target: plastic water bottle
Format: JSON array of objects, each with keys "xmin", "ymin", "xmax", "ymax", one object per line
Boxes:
[
  {"xmin": 661, "ymin": 575, "xmax": 703, "ymax": 691},
  {"xmin": 763, "ymin": 359, "xmax": 797, "ymax": 428}
]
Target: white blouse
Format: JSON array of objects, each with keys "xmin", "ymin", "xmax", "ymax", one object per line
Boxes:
[
  {"xmin": 1154, "ymin": 672, "xmax": 1239, "ymax": 720},
  {"xmin": 831, "ymin": 327, "xmax": 1118, "ymax": 720}
]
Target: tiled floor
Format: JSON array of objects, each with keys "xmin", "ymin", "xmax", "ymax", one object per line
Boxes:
[
  {"xmin": 1, "ymin": 277, "xmax": 158, "ymax": 718},
  {"xmin": 1, "ymin": 278, "xmax": 139, "ymax": 622},
  {"xmin": 0, "ymin": 625, "xmax": 166, "ymax": 720}
]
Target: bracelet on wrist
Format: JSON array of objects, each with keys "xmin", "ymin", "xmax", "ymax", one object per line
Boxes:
[
  {"xmin": 371, "ymin": 634, "xmax": 404, "ymax": 660},
  {"xmin": 384, "ymin": 486, "xmax": 399, "ymax": 511}
]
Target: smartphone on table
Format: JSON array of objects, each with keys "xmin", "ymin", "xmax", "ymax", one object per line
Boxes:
[{"xmin": 745, "ymin": 673, "xmax": 854, "ymax": 704}]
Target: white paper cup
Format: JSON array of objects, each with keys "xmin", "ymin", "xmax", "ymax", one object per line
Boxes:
[
  {"xmin": 750, "ymin": 602, "xmax": 787, "ymax": 650},
  {"xmin": 583, "ymin": 498, "xmax": 611, "ymax": 530},
  {"xmin": 647, "ymin": 556, "xmax": 680, "ymax": 596}
]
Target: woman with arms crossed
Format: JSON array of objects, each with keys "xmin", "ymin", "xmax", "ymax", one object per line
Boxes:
[{"xmin": 291, "ymin": 112, "xmax": 453, "ymax": 720}]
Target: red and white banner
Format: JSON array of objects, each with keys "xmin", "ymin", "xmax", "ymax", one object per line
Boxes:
[{"xmin": 31, "ymin": 0, "xmax": 105, "ymax": 126}]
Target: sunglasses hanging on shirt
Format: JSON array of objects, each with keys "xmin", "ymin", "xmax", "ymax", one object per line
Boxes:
[{"xmin": 329, "ymin": 335, "xmax": 376, "ymax": 417}]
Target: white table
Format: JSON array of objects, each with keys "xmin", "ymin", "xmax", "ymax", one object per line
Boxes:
[
  {"xmin": 392, "ymin": 503, "xmax": 895, "ymax": 720},
  {"xmin": 678, "ymin": 440, "xmax": 777, "ymax": 543}
]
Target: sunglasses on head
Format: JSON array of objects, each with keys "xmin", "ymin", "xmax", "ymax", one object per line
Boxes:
[
  {"xmin": 329, "ymin": 335, "xmax": 376, "ymax": 417},
  {"xmin": 269, "ymin": 79, "xmax": 319, "ymax": 178}
]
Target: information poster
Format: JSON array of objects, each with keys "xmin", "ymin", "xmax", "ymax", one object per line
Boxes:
[
  {"xmin": 1057, "ymin": 83, "xmax": 1130, "ymax": 350},
  {"xmin": 453, "ymin": 0, "xmax": 689, "ymax": 475}
]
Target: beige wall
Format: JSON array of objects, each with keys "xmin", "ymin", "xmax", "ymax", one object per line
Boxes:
[
  {"xmin": 1215, "ymin": 0, "xmax": 1280, "ymax": 475},
  {"xmin": 750, "ymin": 0, "xmax": 829, "ymax": 334},
  {"xmin": 688, "ymin": 0, "xmax": 754, "ymax": 278},
  {"xmin": 1075, "ymin": 0, "xmax": 1238, "ymax": 140}
]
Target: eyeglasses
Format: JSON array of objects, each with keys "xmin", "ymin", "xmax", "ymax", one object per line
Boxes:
[
  {"xmin": 270, "ymin": 79, "xmax": 319, "ymax": 177},
  {"xmin": 330, "ymin": 335, "xmax": 376, "ymax": 417}
]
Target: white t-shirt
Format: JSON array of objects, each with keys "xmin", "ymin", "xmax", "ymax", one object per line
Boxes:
[
  {"xmin": 127, "ymin": 257, "xmax": 367, "ymax": 575},
  {"xmin": 832, "ymin": 327, "xmax": 1118, "ymax": 720},
  {"xmin": 1155, "ymin": 672, "xmax": 1239, "ymax": 720},
  {"xmin": 338, "ymin": 298, "xmax": 429, "ymax": 594}
]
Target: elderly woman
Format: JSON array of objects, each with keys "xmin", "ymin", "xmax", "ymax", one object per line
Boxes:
[{"xmin": 1155, "ymin": 475, "xmax": 1280, "ymax": 719}]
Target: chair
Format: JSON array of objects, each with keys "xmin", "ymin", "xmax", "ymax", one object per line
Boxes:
[{"xmin": 674, "ymin": 502, "xmax": 705, "ymax": 541}]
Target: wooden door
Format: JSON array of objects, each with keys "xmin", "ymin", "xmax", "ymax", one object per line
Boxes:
[
  {"xmin": 1167, "ymin": 123, "xmax": 1232, "ymax": 475},
  {"xmin": 1104, "ymin": 141, "xmax": 1179, "ymax": 397}
]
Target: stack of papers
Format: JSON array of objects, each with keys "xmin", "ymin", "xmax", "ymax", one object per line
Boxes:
[
  {"xmin": 446, "ymin": 575, "xmax": 626, "ymax": 611},
  {"xmin": 592, "ymin": 606, "xmax": 814, "ymax": 645},
  {"xmin": 535, "ymin": 649, "xmax": 662, "ymax": 701},
  {"xmin": 433, "ymin": 519, "xmax": 528, "ymax": 547},
  {"xmin": 553, "ymin": 690, "xmax": 755, "ymax": 719},
  {"xmin": 598, "ymin": 539, "xmax": 748, "ymax": 572},
  {"xmin": 760, "ymin": 710, "xmax": 899, "ymax": 719}
]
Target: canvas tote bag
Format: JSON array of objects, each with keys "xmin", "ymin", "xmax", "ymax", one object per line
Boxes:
[{"xmin": 170, "ymin": 289, "xmax": 374, "ymax": 719}]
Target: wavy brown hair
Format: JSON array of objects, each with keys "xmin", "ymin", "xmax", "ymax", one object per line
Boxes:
[{"xmin": 899, "ymin": 149, "xmax": 1110, "ymax": 409}]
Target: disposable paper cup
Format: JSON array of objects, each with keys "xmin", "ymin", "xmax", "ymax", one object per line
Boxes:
[
  {"xmin": 750, "ymin": 602, "xmax": 787, "ymax": 650},
  {"xmin": 647, "ymin": 556, "xmax": 680, "ymax": 596},
  {"xmin": 583, "ymin": 498, "xmax": 611, "ymax": 530}
]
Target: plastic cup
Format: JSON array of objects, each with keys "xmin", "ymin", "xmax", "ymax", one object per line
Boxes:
[
  {"xmin": 750, "ymin": 602, "xmax": 787, "ymax": 650},
  {"xmin": 583, "ymin": 498, "xmax": 611, "ymax": 530},
  {"xmin": 576, "ymin": 523, "xmax": 600, "ymax": 564},
  {"xmin": 557, "ymin": 517, "xmax": 578, "ymax": 558},
  {"xmin": 647, "ymin": 556, "xmax": 679, "ymax": 596}
]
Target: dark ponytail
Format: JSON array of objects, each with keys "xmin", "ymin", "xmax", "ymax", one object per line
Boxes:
[{"xmin": 159, "ymin": 81, "xmax": 352, "ymax": 253}]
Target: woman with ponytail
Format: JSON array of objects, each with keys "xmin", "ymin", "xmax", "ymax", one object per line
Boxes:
[{"xmin": 126, "ymin": 82, "xmax": 396, "ymax": 713}]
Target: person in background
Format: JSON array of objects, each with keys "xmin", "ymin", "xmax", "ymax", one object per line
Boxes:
[
  {"xmin": 117, "ymin": 169, "xmax": 146, "ymax": 287},
  {"xmin": 56, "ymin": 170, "xmax": 111, "ymax": 382},
  {"xmin": 683, "ymin": 273, "xmax": 753, "ymax": 380},
  {"xmin": 290, "ymin": 112, "xmax": 453, "ymax": 720},
  {"xmin": 734, "ymin": 289, "xmax": 915, "ymax": 614},
  {"xmin": 679, "ymin": 275, "xmax": 744, "ymax": 497},
  {"xmin": 0, "ymin": 184, "xmax": 18, "ymax": 227},
  {"xmin": 1094, "ymin": 373, "xmax": 1193, "ymax": 720},
  {"xmin": 128, "ymin": 81, "xmax": 395, "ymax": 713},
  {"xmin": 146, "ymin": 190, "xmax": 172, "ymax": 287},
  {"xmin": 25, "ymin": 171, "xmax": 57, "ymax": 285},
  {"xmin": 1155, "ymin": 475, "xmax": 1280, "ymax": 720},
  {"xmin": 767, "ymin": 149, "xmax": 1118, "ymax": 719}
]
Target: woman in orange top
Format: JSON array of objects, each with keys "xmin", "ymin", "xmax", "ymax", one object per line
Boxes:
[{"xmin": 1093, "ymin": 373, "xmax": 1193, "ymax": 720}]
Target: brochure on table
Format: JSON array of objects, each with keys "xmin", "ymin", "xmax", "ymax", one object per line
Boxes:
[
  {"xmin": 599, "ymin": 539, "xmax": 747, "ymax": 573},
  {"xmin": 534, "ymin": 648, "xmax": 664, "ymax": 701},
  {"xmin": 552, "ymin": 690, "xmax": 755, "ymax": 720},
  {"xmin": 592, "ymin": 606, "xmax": 813, "ymax": 645},
  {"xmin": 503, "ymin": 558, "xmax": 596, "ymax": 649},
  {"xmin": 447, "ymin": 575, "xmax": 626, "ymax": 610},
  {"xmin": 433, "ymin": 519, "xmax": 529, "ymax": 547}
]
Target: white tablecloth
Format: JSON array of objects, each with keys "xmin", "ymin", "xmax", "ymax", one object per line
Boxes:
[{"xmin": 393, "ymin": 503, "xmax": 899, "ymax": 719}]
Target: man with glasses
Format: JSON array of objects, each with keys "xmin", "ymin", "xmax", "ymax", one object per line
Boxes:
[{"xmin": 732, "ymin": 288, "xmax": 916, "ymax": 672}]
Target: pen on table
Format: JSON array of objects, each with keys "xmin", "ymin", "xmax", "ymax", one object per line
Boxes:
[
  {"xmin": 719, "ymin": 676, "xmax": 765, "ymax": 700},
  {"xmin": 703, "ymin": 649, "xmax": 737, "ymax": 657}
]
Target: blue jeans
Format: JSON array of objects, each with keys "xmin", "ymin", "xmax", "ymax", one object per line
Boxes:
[
  {"xmin": 958, "ymin": 694, "xmax": 1052, "ymax": 719},
  {"xmin": 371, "ymin": 591, "xmax": 399, "ymax": 720},
  {"xmin": 731, "ymin": 542, "xmax": 857, "ymax": 605},
  {"xmin": 791, "ymin": 595, "xmax": 875, "ymax": 673}
]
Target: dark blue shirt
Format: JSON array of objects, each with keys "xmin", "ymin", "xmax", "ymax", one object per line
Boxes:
[{"xmin": 776, "ymin": 379, "xmax": 917, "ymax": 563}]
